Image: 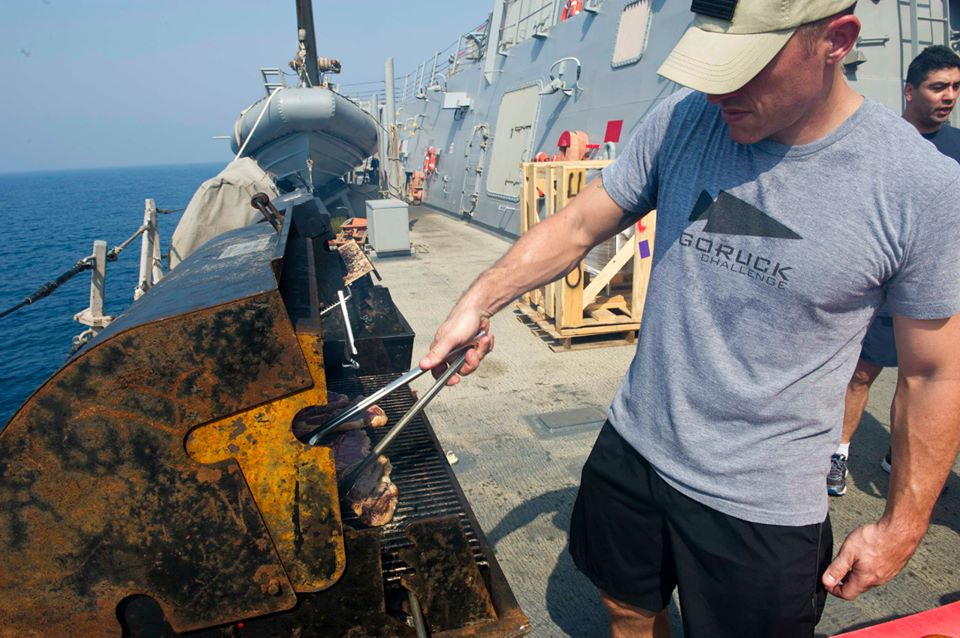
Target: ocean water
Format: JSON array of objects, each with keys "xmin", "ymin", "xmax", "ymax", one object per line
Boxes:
[{"xmin": 0, "ymin": 162, "xmax": 224, "ymax": 426}]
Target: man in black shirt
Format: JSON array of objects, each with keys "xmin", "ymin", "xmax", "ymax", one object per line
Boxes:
[
  {"xmin": 828, "ymin": 44, "xmax": 960, "ymax": 496},
  {"xmin": 903, "ymin": 45, "xmax": 960, "ymax": 162}
]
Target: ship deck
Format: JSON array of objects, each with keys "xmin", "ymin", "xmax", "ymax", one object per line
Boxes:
[{"xmin": 370, "ymin": 206, "xmax": 960, "ymax": 637}]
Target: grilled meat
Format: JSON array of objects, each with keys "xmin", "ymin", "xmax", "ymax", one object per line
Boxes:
[
  {"xmin": 293, "ymin": 392, "xmax": 388, "ymax": 440},
  {"xmin": 345, "ymin": 455, "xmax": 399, "ymax": 527},
  {"xmin": 330, "ymin": 430, "xmax": 371, "ymax": 476}
]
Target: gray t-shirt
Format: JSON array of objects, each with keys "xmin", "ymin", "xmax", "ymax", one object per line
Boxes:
[{"xmin": 602, "ymin": 90, "xmax": 960, "ymax": 526}]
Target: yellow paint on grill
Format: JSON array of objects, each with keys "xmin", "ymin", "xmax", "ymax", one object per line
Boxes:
[{"xmin": 186, "ymin": 333, "xmax": 345, "ymax": 592}]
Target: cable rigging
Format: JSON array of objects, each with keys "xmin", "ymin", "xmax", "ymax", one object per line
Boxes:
[{"xmin": 0, "ymin": 205, "xmax": 184, "ymax": 320}]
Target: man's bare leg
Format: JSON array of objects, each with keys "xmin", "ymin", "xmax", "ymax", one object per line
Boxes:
[
  {"xmin": 841, "ymin": 358, "xmax": 884, "ymax": 445},
  {"xmin": 601, "ymin": 592, "xmax": 671, "ymax": 638},
  {"xmin": 830, "ymin": 357, "xmax": 885, "ymax": 494}
]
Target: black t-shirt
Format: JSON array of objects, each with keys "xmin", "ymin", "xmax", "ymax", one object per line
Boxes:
[{"xmin": 923, "ymin": 124, "xmax": 960, "ymax": 163}]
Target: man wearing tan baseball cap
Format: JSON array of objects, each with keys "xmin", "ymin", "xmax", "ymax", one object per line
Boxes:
[
  {"xmin": 658, "ymin": 0, "xmax": 857, "ymax": 96},
  {"xmin": 421, "ymin": 0, "xmax": 960, "ymax": 636}
]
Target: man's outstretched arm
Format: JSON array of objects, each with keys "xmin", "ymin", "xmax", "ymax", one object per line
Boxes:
[
  {"xmin": 420, "ymin": 177, "xmax": 644, "ymax": 379},
  {"xmin": 823, "ymin": 311, "xmax": 960, "ymax": 599}
]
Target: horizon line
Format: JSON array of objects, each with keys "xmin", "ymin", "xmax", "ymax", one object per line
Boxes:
[{"xmin": 0, "ymin": 158, "xmax": 230, "ymax": 177}]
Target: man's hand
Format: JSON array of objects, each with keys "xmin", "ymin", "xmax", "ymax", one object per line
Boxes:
[
  {"xmin": 821, "ymin": 520, "xmax": 922, "ymax": 600},
  {"xmin": 419, "ymin": 313, "xmax": 494, "ymax": 385},
  {"xmin": 824, "ymin": 312, "xmax": 960, "ymax": 601}
]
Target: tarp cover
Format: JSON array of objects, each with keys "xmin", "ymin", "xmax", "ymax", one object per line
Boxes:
[{"xmin": 169, "ymin": 158, "xmax": 278, "ymax": 269}]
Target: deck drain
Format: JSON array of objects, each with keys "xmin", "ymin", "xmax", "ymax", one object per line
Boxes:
[{"xmin": 526, "ymin": 406, "xmax": 606, "ymax": 437}]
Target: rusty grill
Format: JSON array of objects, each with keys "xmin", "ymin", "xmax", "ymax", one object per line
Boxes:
[
  {"xmin": 328, "ymin": 373, "xmax": 488, "ymax": 584},
  {"xmin": 0, "ymin": 208, "xmax": 529, "ymax": 636}
]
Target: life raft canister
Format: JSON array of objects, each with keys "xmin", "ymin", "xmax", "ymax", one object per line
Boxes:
[
  {"xmin": 423, "ymin": 146, "xmax": 437, "ymax": 175},
  {"xmin": 561, "ymin": 0, "xmax": 583, "ymax": 21}
]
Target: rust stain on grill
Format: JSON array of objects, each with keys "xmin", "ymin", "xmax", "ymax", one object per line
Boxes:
[
  {"xmin": 400, "ymin": 517, "xmax": 497, "ymax": 632},
  {"xmin": 0, "ymin": 293, "xmax": 308, "ymax": 636},
  {"xmin": 186, "ymin": 333, "xmax": 345, "ymax": 593},
  {"xmin": 119, "ymin": 529, "xmax": 418, "ymax": 637}
]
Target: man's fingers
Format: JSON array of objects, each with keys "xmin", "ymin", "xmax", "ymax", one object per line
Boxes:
[
  {"xmin": 419, "ymin": 316, "xmax": 494, "ymax": 387},
  {"xmin": 421, "ymin": 323, "xmax": 487, "ymax": 368},
  {"xmin": 421, "ymin": 330, "xmax": 493, "ymax": 375},
  {"xmin": 458, "ymin": 334, "xmax": 494, "ymax": 374},
  {"xmin": 446, "ymin": 344, "xmax": 483, "ymax": 383},
  {"xmin": 420, "ymin": 334, "xmax": 460, "ymax": 371},
  {"xmin": 825, "ymin": 570, "xmax": 869, "ymax": 601},
  {"xmin": 420, "ymin": 338, "xmax": 454, "ymax": 371},
  {"xmin": 822, "ymin": 552, "xmax": 853, "ymax": 598},
  {"xmin": 464, "ymin": 343, "xmax": 483, "ymax": 369},
  {"xmin": 834, "ymin": 572, "xmax": 869, "ymax": 601}
]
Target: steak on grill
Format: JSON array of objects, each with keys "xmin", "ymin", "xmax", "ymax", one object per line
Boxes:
[
  {"xmin": 345, "ymin": 455, "xmax": 399, "ymax": 527},
  {"xmin": 293, "ymin": 392, "xmax": 388, "ymax": 440},
  {"xmin": 330, "ymin": 430, "xmax": 371, "ymax": 476},
  {"xmin": 365, "ymin": 404, "xmax": 388, "ymax": 428}
]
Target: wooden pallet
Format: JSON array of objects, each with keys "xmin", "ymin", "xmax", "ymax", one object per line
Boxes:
[{"xmin": 514, "ymin": 304, "xmax": 638, "ymax": 352}]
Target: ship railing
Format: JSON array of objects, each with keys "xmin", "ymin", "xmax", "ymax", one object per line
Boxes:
[
  {"xmin": 0, "ymin": 197, "xmax": 177, "ymax": 341},
  {"xmin": 341, "ymin": 19, "xmax": 489, "ymax": 107},
  {"xmin": 259, "ymin": 68, "xmax": 287, "ymax": 96},
  {"xmin": 449, "ymin": 20, "xmax": 489, "ymax": 75},
  {"xmin": 72, "ymin": 198, "xmax": 173, "ymax": 349},
  {"xmin": 499, "ymin": 0, "xmax": 558, "ymax": 52}
]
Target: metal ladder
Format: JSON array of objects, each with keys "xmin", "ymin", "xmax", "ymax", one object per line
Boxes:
[{"xmin": 904, "ymin": 0, "xmax": 955, "ymax": 59}]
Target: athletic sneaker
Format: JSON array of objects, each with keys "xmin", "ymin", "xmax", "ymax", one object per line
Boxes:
[
  {"xmin": 881, "ymin": 449, "xmax": 892, "ymax": 474},
  {"xmin": 827, "ymin": 453, "xmax": 849, "ymax": 496}
]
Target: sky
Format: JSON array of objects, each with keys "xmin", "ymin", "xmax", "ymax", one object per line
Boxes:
[{"xmin": 1, "ymin": 0, "xmax": 487, "ymax": 173}]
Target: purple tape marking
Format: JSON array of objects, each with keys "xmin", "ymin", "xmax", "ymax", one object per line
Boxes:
[{"xmin": 639, "ymin": 240, "xmax": 651, "ymax": 259}]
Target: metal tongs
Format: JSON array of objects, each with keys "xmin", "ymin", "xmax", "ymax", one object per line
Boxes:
[{"xmin": 304, "ymin": 332, "xmax": 485, "ymax": 492}]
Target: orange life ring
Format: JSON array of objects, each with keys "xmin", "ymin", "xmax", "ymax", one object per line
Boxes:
[{"xmin": 561, "ymin": 0, "xmax": 583, "ymax": 21}]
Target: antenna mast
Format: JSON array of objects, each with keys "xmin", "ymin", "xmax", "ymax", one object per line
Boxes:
[{"xmin": 295, "ymin": 0, "xmax": 321, "ymax": 86}]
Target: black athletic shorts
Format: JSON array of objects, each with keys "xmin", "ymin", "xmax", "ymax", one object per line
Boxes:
[
  {"xmin": 860, "ymin": 315, "xmax": 898, "ymax": 368},
  {"xmin": 569, "ymin": 422, "xmax": 832, "ymax": 638}
]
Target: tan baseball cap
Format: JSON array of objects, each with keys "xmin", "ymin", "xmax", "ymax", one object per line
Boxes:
[{"xmin": 657, "ymin": 0, "xmax": 857, "ymax": 95}]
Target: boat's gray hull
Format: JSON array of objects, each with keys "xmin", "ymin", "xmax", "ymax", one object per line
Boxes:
[{"xmin": 233, "ymin": 87, "xmax": 379, "ymax": 189}]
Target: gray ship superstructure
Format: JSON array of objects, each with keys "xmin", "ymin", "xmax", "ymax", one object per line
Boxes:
[{"xmin": 350, "ymin": 0, "xmax": 960, "ymax": 236}]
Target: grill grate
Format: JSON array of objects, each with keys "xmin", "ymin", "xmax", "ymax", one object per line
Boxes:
[{"xmin": 327, "ymin": 374, "xmax": 488, "ymax": 585}]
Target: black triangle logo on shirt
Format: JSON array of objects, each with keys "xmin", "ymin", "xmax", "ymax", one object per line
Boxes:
[{"xmin": 688, "ymin": 190, "xmax": 802, "ymax": 239}]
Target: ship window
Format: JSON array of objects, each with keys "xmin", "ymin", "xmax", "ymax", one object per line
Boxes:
[{"xmin": 612, "ymin": 0, "xmax": 653, "ymax": 67}]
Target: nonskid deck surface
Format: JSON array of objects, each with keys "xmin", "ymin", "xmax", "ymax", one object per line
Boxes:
[{"xmin": 371, "ymin": 207, "xmax": 960, "ymax": 637}]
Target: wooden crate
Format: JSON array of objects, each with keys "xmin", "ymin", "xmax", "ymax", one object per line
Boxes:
[{"xmin": 518, "ymin": 160, "xmax": 656, "ymax": 339}]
